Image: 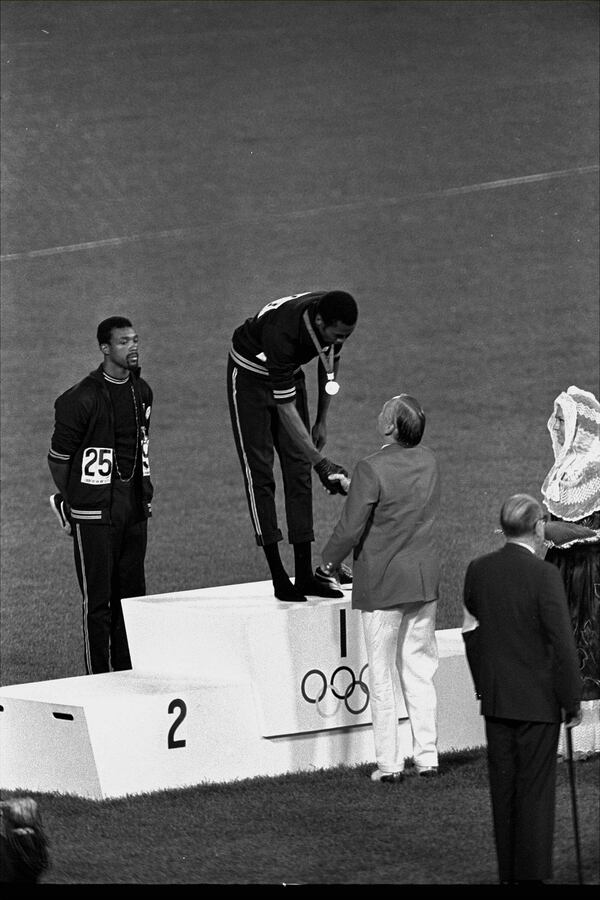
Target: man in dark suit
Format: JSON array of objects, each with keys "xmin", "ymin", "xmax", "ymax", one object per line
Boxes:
[{"xmin": 463, "ymin": 493, "xmax": 582, "ymax": 885}]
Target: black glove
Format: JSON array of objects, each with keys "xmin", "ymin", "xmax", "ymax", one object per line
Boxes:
[{"xmin": 313, "ymin": 458, "xmax": 349, "ymax": 495}]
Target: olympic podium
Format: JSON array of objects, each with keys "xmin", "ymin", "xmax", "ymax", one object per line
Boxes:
[{"xmin": 0, "ymin": 582, "xmax": 485, "ymax": 799}]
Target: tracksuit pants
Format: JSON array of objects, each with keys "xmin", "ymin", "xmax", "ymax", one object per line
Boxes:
[
  {"xmin": 72, "ymin": 480, "xmax": 147, "ymax": 674},
  {"xmin": 362, "ymin": 601, "xmax": 439, "ymax": 773},
  {"xmin": 227, "ymin": 356, "xmax": 314, "ymax": 546}
]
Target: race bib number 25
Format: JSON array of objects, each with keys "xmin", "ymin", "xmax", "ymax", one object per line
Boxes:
[{"xmin": 81, "ymin": 447, "xmax": 113, "ymax": 484}]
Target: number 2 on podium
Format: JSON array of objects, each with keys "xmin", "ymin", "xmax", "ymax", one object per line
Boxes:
[{"xmin": 168, "ymin": 698, "xmax": 187, "ymax": 748}]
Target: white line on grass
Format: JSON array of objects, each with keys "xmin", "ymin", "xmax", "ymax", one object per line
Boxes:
[{"xmin": 2, "ymin": 164, "xmax": 598, "ymax": 262}]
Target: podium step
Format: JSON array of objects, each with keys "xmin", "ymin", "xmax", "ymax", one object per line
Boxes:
[{"xmin": 0, "ymin": 581, "xmax": 485, "ymax": 799}]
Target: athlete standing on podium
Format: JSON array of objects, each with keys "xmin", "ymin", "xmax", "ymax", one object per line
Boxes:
[
  {"xmin": 227, "ymin": 291, "xmax": 358, "ymax": 603},
  {"xmin": 48, "ymin": 317, "xmax": 154, "ymax": 674}
]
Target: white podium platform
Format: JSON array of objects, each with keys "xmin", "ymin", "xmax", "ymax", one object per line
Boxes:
[{"xmin": 0, "ymin": 581, "xmax": 485, "ymax": 799}]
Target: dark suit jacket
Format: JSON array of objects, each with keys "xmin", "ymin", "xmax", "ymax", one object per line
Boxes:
[{"xmin": 463, "ymin": 542, "xmax": 581, "ymax": 722}]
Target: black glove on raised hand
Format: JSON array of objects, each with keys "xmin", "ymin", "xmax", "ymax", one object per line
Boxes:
[{"xmin": 313, "ymin": 458, "xmax": 349, "ymax": 495}]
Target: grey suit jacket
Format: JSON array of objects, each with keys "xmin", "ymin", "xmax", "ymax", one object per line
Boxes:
[
  {"xmin": 463, "ymin": 543, "xmax": 582, "ymax": 721},
  {"xmin": 321, "ymin": 442, "xmax": 441, "ymax": 611}
]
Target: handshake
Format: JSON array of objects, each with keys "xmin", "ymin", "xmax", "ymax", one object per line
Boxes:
[{"xmin": 313, "ymin": 458, "xmax": 351, "ymax": 495}]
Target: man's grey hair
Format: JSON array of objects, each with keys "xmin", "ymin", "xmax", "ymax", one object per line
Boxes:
[
  {"xmin": 394, "ymin": 394, "xmax": 426, "ymax": 447},
  {"xmin": 500, "ymin": 493, "xmax": 543, "ymax": 537}
]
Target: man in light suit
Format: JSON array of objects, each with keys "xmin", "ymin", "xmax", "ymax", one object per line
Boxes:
[
  {"xmin": 463, "ymin": 494, "xmax": 582, "ymax": 885},
  {"xmin": 319, "ymin": 393, "xmax": 441, "ymax": 782}
]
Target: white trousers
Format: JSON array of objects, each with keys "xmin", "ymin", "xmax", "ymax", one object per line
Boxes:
[{"xmin": 362, "ymin": 601, "xmax": 439, "ymax": 773}]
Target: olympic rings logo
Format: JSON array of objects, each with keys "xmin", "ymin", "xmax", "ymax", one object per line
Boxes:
[{"xmin": 301, "ymin": 664, "xmax": 370, "ymax": 716}]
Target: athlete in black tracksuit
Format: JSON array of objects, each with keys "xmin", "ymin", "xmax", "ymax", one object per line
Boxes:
[
  {"xmin": 227, "ymin": 290, "xmax": 358, "ymax": 603},
  {"xmin": 48, "ymin": 317, "xmax": 153, "ymax": 674}
]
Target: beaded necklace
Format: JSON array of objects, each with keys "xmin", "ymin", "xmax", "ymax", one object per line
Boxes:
[{"xmin": 104, "ymin": 372, "xmax": 140, "ymax": 483}]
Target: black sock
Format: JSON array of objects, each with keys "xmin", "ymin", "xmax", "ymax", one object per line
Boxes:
[
  {"xmin": 293, "ymin": 541, "xmax": 313, "ymax": 583},
  {"xmin": 262, "ymin": 544, "xmax": 307, "ymax": 601},
  {"xmin": 263, "ymin": 542, "xmax": 288, "ymax": 581}
]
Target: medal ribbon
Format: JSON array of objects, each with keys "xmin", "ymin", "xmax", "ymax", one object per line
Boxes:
[{"xmin": 302, "ymin": 310, "xmax": 335, "ymax": 382}]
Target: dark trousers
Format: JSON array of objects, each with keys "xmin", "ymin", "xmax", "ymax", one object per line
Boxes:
[
  {"xmin": 72, "ymin": 480, "xmax": 147, "ymax": 674},
  {"xmin": 485, "ymin": 716, "xmax": 560, "ymax": 883},
  {"xmin": 227, "ymin": 357, "xmax": 314, "ymax": 546}
]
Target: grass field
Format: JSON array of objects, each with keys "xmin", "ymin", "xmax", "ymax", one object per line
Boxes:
[
  {"xmin": 1, "ymin": 0, "xmax": 598, "ymax": 685},
  {"xmin": 2, "ymin": 748, "xmax": 599, "ymax": 884},
  {"xmin": 0, "ymin": 0, "xmax": 598, "ymax": 884}
]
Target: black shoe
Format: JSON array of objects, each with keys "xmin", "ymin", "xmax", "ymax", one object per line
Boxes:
[
  {"xmin": 297, "ymin": 575, "xmax": 343, "ymax": 599},
  {"xmin": 49, "ymin": 493, "xmax": 72, "ymax": 536},
  {"xmin": 314, "ymin": 566, "xmax": 343, "ymax": 593},
  {"xmin": 274, "ymin": 581, "xmax": 307, "ymax": 603},
  {"xmin": 338, "ymin": 563, "xmax": 353, "ymax": 585}
]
